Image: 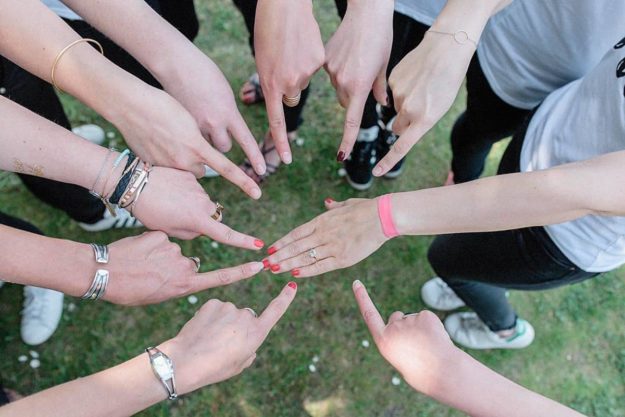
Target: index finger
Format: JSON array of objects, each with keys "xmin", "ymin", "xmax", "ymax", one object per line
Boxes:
[
  {"xmin": 201, "ymin": 218, "xmax": 264, "ymax": 251},
  {"xmin": 265, "ymin": 92, "xmax": 292, "ymax": 164},
  {"xmin": 372, "ymin": 122, "xmax": 428, "ymax": 177},
  {"xmin": 200, "ymin": 144, "xmax": 262, "ymax": 200},
  {"xmin": 337, "ymin": 93, "xmax": 368, "ymax": 161},
  {"xmin": 352, "ymin": 279, "xmax": 385, "ymax": 342},
  {"xmin": 228, "ymin": 114, "xmax": 267, "ymax": 176},
  {"xmin": 257, "ymin": 282, "xmax": 298, "ymax": 336},
  {"xmin": 191, "ymin": 261, "xmax": 264, "ymax": 292}
]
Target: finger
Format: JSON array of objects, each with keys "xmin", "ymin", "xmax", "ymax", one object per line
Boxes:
[
  {"xmin": 274, "ymin": 244, "xmax": 332, "ymax": 275},
  {"xmin": 207, "ymin": 128, "xmax": 233, "ymax": 153},
  {"xmin": 388, "ymin": 311, "xmax": 405, "ymax": 323},
  {"xmin": 201, "ymin": 219, "xmax": 264, "ymax": 251},
  {"xmin": 324, "ymin": 197, "xmax": 367, "ymax": 211},
  {"xmin": 191, "ymin": 261, "xmax": 264, "ymax": 292},
  {"xmin": 372, "ymin": 68, "xmax": 389, "ymax": 107},
  {"xmin": 241, "ymin": 353, "xmax": 257, "ymax": 370},
  {"xmin": 201, "ymin": 145, "xmax": 262, "ymax": 199},
  {"xmin": 391, "ymin": 112, "xmax": 410, "ymax": 136},
  {"xmin": 373, "ymin": 121, "xmax": 430, "ymax": 177},
  {"xmin": 265, "ymin": 93, "xmax": 292, "ymax": 164},
  {"xmin": 352, "ymin": 279, "xmax": 385, "ymax": 341},
  {"xmin": 295, "ymin": 257, "xmax": 338, "ymax": 278},
  {"xmin": 337, "ymin": 93, "xmax": 368, "ymax": 161},
  {"xmin": 229, "ymin": 114, "xmax": 267, "ymax": 176},
  {"xmin": 257, "ymin": 282, "xmax": 298, "ymax": 337},
  {"xmin": 268, "ymin": 221, "xmax": 316, "ymax": 253},
  {"xmin": 267, "ymin": 235, "xmax": 322, "ymax": 267}
]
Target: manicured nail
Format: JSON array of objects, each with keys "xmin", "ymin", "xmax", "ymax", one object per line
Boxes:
[
  {"xmin": 324, "ymin": 198, "xmax": 334, "ymax": 205},
  {"xmin": 268, "ymin": 246, "xmax": 277, "ymax": 255},
  {"xmin": 282, "ymin": 152, "xmax": 292, "ymax": 164},
  {"xmin": 291, "ymin": 269, "xmax": 300, "ymax": 277},
  {"xmin": 353, "ymin": 279, "xmax": 363, "ymax": 289},
  {"xmin": 250, "ymin": 187, "xmax": 262, "ymax": 200},
  {"xmin": 270, "ymin": 264, "xmax": 281, "ymax": 272},
  {"xmin": 288, "ymin": 281, "xmax": 297, "ymax": 290},
  {"xmin": 262, "ymin": 259, "xmax": 270, "ymax": 270},
  {"xmin": 254, "ymin": 239, "xmax": 265, "ymax": 248},
  {"xmin": 372, "ymin": 166, "xmax": 383, "ymax": 176},
  {"xmin": 336, "ymin": 151, "xmax": 346, "ymax": 162}
]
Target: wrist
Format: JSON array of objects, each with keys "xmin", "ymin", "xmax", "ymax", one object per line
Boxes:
[
  {"xmin": 377, "ymin": 194, "xmax": 400, "ymax": 239},
  {"xmin": 404, "ymin": 345, "xmax": 466, "ymax": 399},
  {"xmin": 156, "ymin": 338, "xmax": 195, "ymax": 396}
]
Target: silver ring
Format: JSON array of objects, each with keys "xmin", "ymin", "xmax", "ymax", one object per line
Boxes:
[
  {"xmin": 244, "ymin": 307, "xmax": 258, "ymax": 318},
  {"xmin": 402, "ymin": 313, "xmax": 419, "ymax": 319},
  {"xmin": 307, "ymin": 248, "xmax": 318, "ymax": 262},
  {"xmin": 189, "ymin": 256, "xmax": 201, "ymax": 273}
]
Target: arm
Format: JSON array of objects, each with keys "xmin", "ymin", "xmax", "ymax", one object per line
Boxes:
[
  {"xmin": 0, "ymin": 284, "xmax": 297, "ymax": 417},
  {"xmin": 265, "ymin": 150, "xmax": 625, "ymax": 276},
  {"xmin": 376, "ymin": 0, "xmax": 512, "ymax": 175},
  {"xmin": 352, "ymin": 280, "xmax": 585, "ymax": 417}
]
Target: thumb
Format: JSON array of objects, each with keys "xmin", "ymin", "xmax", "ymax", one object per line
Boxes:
[{"xmin": 372, "ymin": 67, "xmax": 389, "ymax": 107}]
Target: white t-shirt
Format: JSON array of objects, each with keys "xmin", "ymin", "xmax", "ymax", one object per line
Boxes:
[
  {"xmin": 520, "ymin": 39, "xmax": 625, "ymax": 272},
  {"xmin": 393, "ymin": 0, "xmax": 445, "ymax": 26},
  {"xmin": 42, "ymin": 0, "xmax": 82, "ymax": 21},
  {"xmin": 478, "ymin": 0, "xmax": 625, "ymax": 109}
]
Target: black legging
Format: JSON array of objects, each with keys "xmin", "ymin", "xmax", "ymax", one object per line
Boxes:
[{"xmin": 427, "ymin": 115, "xmax": 597, "ymax": 332}]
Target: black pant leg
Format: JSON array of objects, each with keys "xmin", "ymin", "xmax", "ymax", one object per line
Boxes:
[
  {"xmin": 159, "ymin": 0, "xmax": 199, "ymax": 41},
  {"xmin": 0, "ymin": 212, "xmax": 43, "ymax": 235}
]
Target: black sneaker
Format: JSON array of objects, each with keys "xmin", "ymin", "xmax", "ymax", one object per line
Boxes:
[
  {"xmin": 377, "ymin": 116, "xmax": 405, "ymax": 179},
  {"xmin": 344, "ymin": 127, "xmax": 379, "ymax": 191}
]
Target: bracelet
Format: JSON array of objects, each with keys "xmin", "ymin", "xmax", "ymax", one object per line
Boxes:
[
  {"xmin": 109, "ymin": 152, "xmax": 138, "ymax": 204},
  {"xmin": 119, "ymin": 161, "xmax": 151, "ymax": 208},
  {"xmin": 377, "ymin": 194, "xmax": 400, "ymax": 239},
  {"xmin": 129, "ymin": 172, "xmax": 150, "ymax": 216},
  {"xmin": 51, "ymin": 38, "xmax": 104, "ymax": 93},
  {"xmin": 82, "ymin": 244, "xmax": 110, "ymax": 301},
  {"xmin": 427, "ymin": 29, "xmax": 477, "ymax": 48},
  {"xmin": 146, "ymin": 347, "xmax": 177, "ymax": 400},
  {"xmin": 90, "ymin": 149, "xmax": 114, "ymax": 197}
]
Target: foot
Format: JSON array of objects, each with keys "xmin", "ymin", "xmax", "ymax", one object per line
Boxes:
[
  {"xmin": 376, "ymin": 117, "xmax": 406, "ymax": 179},
  {"xmin": 239, "ymin": 72, "xmax": 265, "ymax": 106},
  {"xmin": 241, "ymin": 131, "xmax": 297, "ymax": 184},
  {"xmin": 344, "ymin": 125, "xmax": 379, "ymax": 191},
  {"xmin": 21, "ymin": 286, "xmax": 64, "ymax": 346},
  {"xmin": 444, "ymin": 170, "xmax": 455, "ymax": 186},
  {"xmin": 444, "ymin": 312, "xmax": 535, "ymax": 350},
  {"xmin": 78, "ymin": 207, "xmax": 143, "ymax": 232},
  {"xmin": 421, "ymin": 277, "xmax": 466, "ymax": 311},
  {"xmin": 72, "ymin": 124, "xmax": 105, "ymax": 145}
]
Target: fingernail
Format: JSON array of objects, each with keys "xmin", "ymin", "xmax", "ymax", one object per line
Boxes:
[
  {"xmin": 324, "ymin": 198, "xmax": 334, "ymax": 205},
  {"xmin": 282, "ymin": 152, "xmax": 292, "ymax": 164},
  {"xmin": 262, "ymin": 259, "xmax": 270, "ymax": 270},
  {"xmin": 250, "ymin": 187, "xmax": 262, "ymax": 200},
  {"xmin": 336, "ymin": 151, "xmax": 346, "ymax": 162},
  {"xmin": 268, "ymin": 246, "xmax": 277, "ymax": 255},
  {"xmin": 271, "ymin": 264, "xmax": 281, "ymax": 272},
  {"xmin": 254, "ymin": 239, "xmax": 265, "ymax": 248},
  {"xmin": 353, "ymin": 279, "xmax": 363, "ymax": 288},
  {"xmin": 372, "ymin": 166, "xmax": 383, "ymax": 176},
  {"xmin": 288, "ymin": 281, "xmax": 297, "ymax": 290},
  {"xmin": 256, "ymin": 163, "xmax": 267, "ymax": 175},
  {"xmin": 291, "ymin": 269, "xmax": 300, "ymax": 277}
]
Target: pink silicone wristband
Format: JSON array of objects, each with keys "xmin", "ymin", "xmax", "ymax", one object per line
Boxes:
[{"xmin": 377, "ymin": 194, "xmax": 399, "ymax": 239}]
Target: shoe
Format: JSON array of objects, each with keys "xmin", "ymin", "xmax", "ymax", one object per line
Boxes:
[
  {"xmin": 203, "ymin": 165, "xmax": 220, "ymax": 178},
  {"xmin": 0, "ymin": 280, "xmax": 4, "ymax": 289},
  {"xmin": 421, "ymin": 277, "xmax": 466, "ymax": 311},
  {"xmin": 377, "ymin": 117, "xmax": 405, "ymax": 179},
  {"xmin": 444, "ymin": 312, "xmax": 535, "ymax": 350},
  {"xmin": 78, "ymin": 207, "xmax": 143, "ymax": 232},
  {"xmin": 21, "ymin": 286, "xmax": 64, "ymax": 345},
  {"xmin": 72, "ymin": 124, "xmax": 105, "ymax": 145},
  {"xmin": 344, "ymin": 126, "xmax": 379, "ymax": 191}
]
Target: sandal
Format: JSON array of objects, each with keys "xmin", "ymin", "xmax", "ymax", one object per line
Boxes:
[
  {"xmin": 239, "ymin": 73, "xmax": 265, "ymax": 106},
  {"xmin": 241, "ymin": 134, "xmax": 296, "ymax": 184}
]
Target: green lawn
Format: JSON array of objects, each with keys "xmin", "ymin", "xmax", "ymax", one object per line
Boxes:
[{"xmin": 1, "ymin": 1, "xmax": 625, "ymax": 416}]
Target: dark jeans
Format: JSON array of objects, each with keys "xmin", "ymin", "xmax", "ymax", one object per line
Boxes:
[
  {"xmin": 450, "ymin": 56, "xmax": 531, "ymax": 183},
  {"xmin": 0, "ymin": 1, "xmax": 198, "ymax": 224},
  {"xmin": 427, "ymin": 118, "xmax": 597, "ymax": 331},
  {"xmin": 231, "ymin": 0, "xmax": 379, "ymax": 132}
]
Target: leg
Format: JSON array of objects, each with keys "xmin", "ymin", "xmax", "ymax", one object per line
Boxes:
[{"xmin": 159, "ymin": 0, "xmax": 199, "ymax": 41}]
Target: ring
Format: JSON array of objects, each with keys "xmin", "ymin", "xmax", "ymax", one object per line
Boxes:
[
  {"xmin": 282, "ymin": 93, "xmax": 301, "ymax": 107},
  {"xmin": 189, "ymin": 256, "xmax": 201, "ymax": 273},
  {"xmin": 244, "ymin": 307, "xmax": 258, "ymax": 318},
  {"xmin": 307, "ymin": 248, "xmax": 318, "ymax": 262},
  {"xmin": 211, "ymin": 202, "xmax": 224, "ymax": 221}
]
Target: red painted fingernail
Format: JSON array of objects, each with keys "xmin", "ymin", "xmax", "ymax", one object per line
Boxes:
[
  {"xmin": 291, "ymin": 269, "xmax": 300, "ymax": 277},
  {"xmin": 270, "ymin": 264, "xmax": 281, "ymax": 272},
  {"xmin": 254, "ymin": 239, "xmax": 265, "ymax": 248},
  {"xmin": 288, "ymin": 281, "xmax": 297, "ymax": 290},
  {"xmin": 268, "ymin": 246, "xmax": 277, "ymax": 255},
  {"xmin": 262, "ymin": 259, "xmax": 270, "ymax": 270},
  {"xmin": 337, "ymin": 151, "xmax": 346, "ymax": 162},
  {"xmin": 324, "ymin": 198, "xmax": 334, "ymax": 205}
]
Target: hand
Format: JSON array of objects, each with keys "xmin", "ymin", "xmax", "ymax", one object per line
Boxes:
[
  {"xmin": 100, "ymin": 232, "xmax": 264, "ymax": 306},
  {"xmin": 265, "ymin": 198, "xmax": 388, "ymax": 277},
  {"xmin": 254, "ymin": 0, "xmax": 325, "ymax": 164},
  {"xmin": 162, "ymin": 49, "xmax": 267, "ymax": 176},
  {"xmin": 324, "ymin": 0, "xmax": 393, "ymax": 160},
  {"xmin": 374, "ymin": 33, "xmax": 475, "ymax": 176},
  {"xmin": 132, "ymin": 166, "xmax": 265, "ymax": 250},
  {"xmin": 352, "ymin": 280, "xmax": 459, "ymax": 395},
  {"xmin": 158, "ymin": 282, "xmax": 298, "ymax": 395},
  {"xmin": 114, "ymin": 87, "xmax": 262, "ymax": 199}
]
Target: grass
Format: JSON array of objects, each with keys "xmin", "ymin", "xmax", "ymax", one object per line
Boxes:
[{"xmin": 1, "ymin": 1, "xmax": 625, "ymax": 416}]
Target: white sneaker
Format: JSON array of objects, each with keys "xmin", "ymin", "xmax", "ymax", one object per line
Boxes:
[
  {"xmin": 204, "ymin": 165, "xmax": 220, "ymax": 178},
  {"xmin": 21, "ymin": 286, "xmax": 64, "ymax": 346},
  {"xmin": 444, "ymin": 312, "xmax": 535, "ymax": 350},
  {"xmin": 78, "ymin": 206, "xmax": 143, "ymax": 232},
  {"xmin": 0, "ymin": 280, "xmax": 4, "ymax": 289},
  {"xmin": 421, "ymin": 277, "xmax": 466, "ymax": 311},
  {"xmin": 72, "ymin": 124, "xmax": 105, "ymax": 145}
]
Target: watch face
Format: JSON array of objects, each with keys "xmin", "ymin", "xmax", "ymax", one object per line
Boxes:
[{"xmin": 153, "ymin": 355, "xmax": 174, "ymax": 380}]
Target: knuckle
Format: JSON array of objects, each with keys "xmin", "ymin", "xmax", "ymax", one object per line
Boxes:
[
  {"xmin": 269, "ymin": 116, "xmax": 285, "ymax": 129},
  {"xmin": 344, "ymin": 117, "xmax": 359, "ymax": 129},
  {"xmin": 217, "ymin": 270, "xmax": 232, "ymax": 285},
  {"xmin": 391, "ymin": 140, "xmax": 407, "ymax": 155},
  {"xmin": 363, "ymin": 309, "xmax": 378, "ymax": 323},
  {"xmin": 224, "ymin": 228, "xmax": 235, "ymax": 243}
]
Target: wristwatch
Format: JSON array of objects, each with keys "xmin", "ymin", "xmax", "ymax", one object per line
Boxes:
[{"xmin": 146, "ymin": 347, "xmax": 177, "ymax": 400}]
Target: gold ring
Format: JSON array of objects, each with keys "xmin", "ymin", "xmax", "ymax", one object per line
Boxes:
[
  {"xmin": 282, "ymin": 93, "xmax": 301, "ymax": 107},
  {"xmin": 189, "ymin": 256, "xmax": 201, "ymax": 273},
  {"xmin": 211, "ymin": 202, "xmax": 224, "ymax": 221}
]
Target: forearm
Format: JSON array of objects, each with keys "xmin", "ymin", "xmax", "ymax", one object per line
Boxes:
[
  {"xmin": 0, "ymin": 353, "xmax": 166, "ymax": 417},
  {"xmin": 0, "ymin": 225, "xmax": 92, "ymax": 297},
  {"xmin": 416, "ymin": 349, "xmax": 584, "ymax": 417},
  {"xmin": 432, "ymin": 0, "xmax": 512, "ymax": 40}
]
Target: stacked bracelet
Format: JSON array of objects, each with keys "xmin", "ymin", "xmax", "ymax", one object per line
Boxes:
[
  {"xmin": 109, "ymin": 151, "xmax": 138, "ymax": 204},
  {"xmin": 82, "ymin": 244, "xmax": 110, "ymax": 301}
]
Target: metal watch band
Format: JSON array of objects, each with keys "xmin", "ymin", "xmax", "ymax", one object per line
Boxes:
[{"xmin": 146, "ymin": 347, "xmax": 178, "ymax": 400}]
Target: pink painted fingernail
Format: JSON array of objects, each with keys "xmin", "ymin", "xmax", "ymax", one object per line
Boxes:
[
  {"xmin": 270, "ymin": 264, "xmax": 281, "ymax": 272},
  {"xmin": 325, "ymin": 198, "xmax": 334, "ymax": 205},
  {"xmin": 262, "ymin": 259, "xmax": 270, "ymax": 270},
  {"xmin": 268, "ymin": 246, "xmax": 277, "ymax": 255},
  {"xmin": 291, "ymin": 269, "xmax": 300, "ymax": 277},
  {"xmin": 288, "ymin": 281, "xmax": 297, "ymax": 290},
  {"xmin": 254, "ymin": 239, "xmax": 265, "ymax": 248}
]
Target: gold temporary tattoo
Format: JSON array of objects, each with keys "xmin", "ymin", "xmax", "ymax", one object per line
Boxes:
[{"xmin": 13, "ymin": 158, "xmax": 44, "ymax": 177}]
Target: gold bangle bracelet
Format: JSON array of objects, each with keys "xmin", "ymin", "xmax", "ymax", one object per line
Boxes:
[{"xmin": 51, "ymin": 38, "xmax": 104, "ymax": 93}]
